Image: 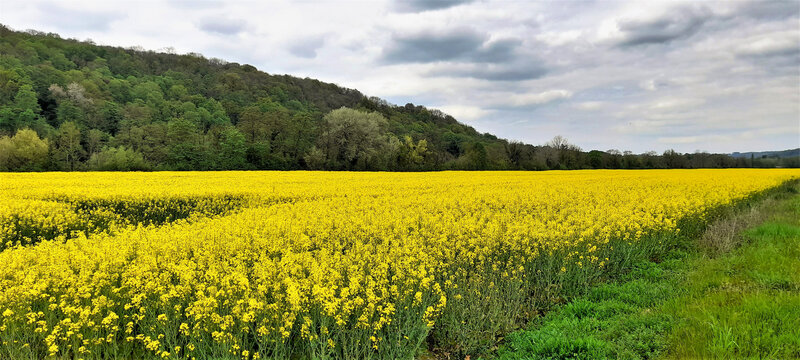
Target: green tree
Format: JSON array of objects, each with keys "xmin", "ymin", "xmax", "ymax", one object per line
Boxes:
[
  {"xmin": 87, "ymin": 146, "xmax": 149, "ymax": 171},
  {"xmin": 0, "ymin": 69, "xmax": 22, "ymax": 104},
  {"xmin": 286, "ymin": 112, "xmax": 315, "ymax": 162},
  {"xmin": 0, "ymin": 84, "xmax": 44, "ymax": 131},
  {"xmin": 398, "ymin": 136, "xmax": 428, "ymax": 169},
  {"xmin": 131, "ymin": 81, "xmax": 164, "ymax": 105},
  {"xmin": 246, "ymin": 140, "xmax": 273, "ymax": 169},
  {"xmin": 85, "ymin": 128, "xmax": 107, "ymax": 154},
  {"xmin": 167, "ymin": 84, "xmax": 188, "ymax": 100},
  {"xmin": 55, "ymin": 101, "xmax": 85, "ymax": 126},
  {"xmin": 318, "ymin": 107, "xmax": 388, "ymax": 170},
  {"xmin": 167, "ymin": 117, "xmax": 205, "ymax": 170},
  {"xmin": 0, "ymin": 129, "xmax": 49, "ymax": 171},
  {"xmin": 304, "ymin": 146, "xmax": 325, "ymax": 170},
  {"xmin": 663, "ymin": 149, "xmax": 687, "ymax": 168},
  {"xmin": 237, "ymin": 105, "xmax": 271, "ymax": 142},
  {"xmin": 107, "ymin": 78, "xmax": 132, "ymax": 103},
  {"xmin": 588, "ymin": 150, "xmax": 605, "ymax": 169},
  {"xmin": 99, "ymin": 101, "xmax": 122, "ymax": 134},
  {"xmin": 52, "ymin": 121, "xmax": 85, "ymax": 170},
  {"xmin": 236, "ymin": 102, "xmax": 288, "ymax": 143},
  {"xmin": 0, "ymin": 107, "xmax": 17, "ymax": 131},
  {"xmin": 465, "ymin": 142, "xmax": 488, "ymax": 170},
  {"xmin": 504, "ymin": 141, "xmax": 527, "ymax": 169},
  {"xmin": 13, "ymin": 84, "xmax": 41, "ymax": 114},
  {"xmin": 218, "ymin": 127, "xmax": 247, "ymax": 169}
]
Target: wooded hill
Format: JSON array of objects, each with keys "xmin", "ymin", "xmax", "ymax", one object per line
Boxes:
[{"xmin": 1, "ymin": 25, "xmax": 793, "ymax": 171}]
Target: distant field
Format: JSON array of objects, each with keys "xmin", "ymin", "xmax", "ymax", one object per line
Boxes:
[{"xmin": 0, "ymin": 170, "xmax": 798, "ymax": 359}]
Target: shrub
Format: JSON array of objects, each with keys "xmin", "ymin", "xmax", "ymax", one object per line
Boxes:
[{"xmin": 87, "ymin": 146, "xmax": 150, "ymax": 171}]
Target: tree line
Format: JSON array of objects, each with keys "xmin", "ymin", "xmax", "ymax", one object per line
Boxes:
[{"xmin": 1, "ymin": 25, "xmax": 796, "ymax": 172}]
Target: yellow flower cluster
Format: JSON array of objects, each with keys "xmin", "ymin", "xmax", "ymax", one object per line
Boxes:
[
  {"xmin": 0, "ymin": 169, "xmax": 797, "ymax": 359},
  {"xmin": 0, "ymin": 172, "xmax": 256, "ymax": 251}
]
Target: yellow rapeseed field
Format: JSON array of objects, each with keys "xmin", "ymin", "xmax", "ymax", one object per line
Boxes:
[{"xmin": 0, "ymin": 169, "xmax": 798, "ymax": 359}]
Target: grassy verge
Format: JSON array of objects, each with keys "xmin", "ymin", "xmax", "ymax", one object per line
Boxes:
[
  {"xmin": 495, "ymin": 183, "xmax": 800, "ymax": 360},
  {"xmin": 664, "ymin": 191, "xmax": 800, "ymax": 359}
]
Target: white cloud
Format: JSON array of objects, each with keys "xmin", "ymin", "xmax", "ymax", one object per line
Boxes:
[
  {"xmin": 736, "ymin": 30, "xmax": 799, "ymax": 57},
  {"xmin": 504, "ymin": 90, "xmax": 573, "ymax": 107},
  {"xmin": 435, "ymin": 105, "xmax": 492, "ymax": 121},
  {"xmin": 574, "ymin": 101, "xmax": 605, "ymax": 110},
  {"xmin": 657, "ymin": 136, "xmax": 700, "ymax": 144},
  {"xmin": 649, "ymin": 98, "xmax": 706, "ymax": 110}
]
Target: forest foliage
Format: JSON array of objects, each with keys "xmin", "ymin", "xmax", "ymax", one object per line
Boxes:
[{"xmin": 0, "ymin": 25, "xmax": 795, "ymax": 171}]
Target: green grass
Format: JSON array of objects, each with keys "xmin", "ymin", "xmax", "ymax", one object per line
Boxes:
[
  {"xmin": 495, "ymin": 187, "xmax": 800, "ymax": 360},
  {"xmin": 495, "ymin": 249, "xmax": 687, "ymax": 360},
  {"xmin": 663, "ymin": 195, "xmax": 800, "ymax": 359}
]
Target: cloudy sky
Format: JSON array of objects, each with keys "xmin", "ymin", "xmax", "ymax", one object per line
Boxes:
[{"xmin": 1, "ymin": 0, "xmax": 798, "ymax": 153}]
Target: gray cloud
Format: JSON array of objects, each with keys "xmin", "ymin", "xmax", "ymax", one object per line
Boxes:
[
  {"xmin": 382, "ymin": 28, "xmax": 485, "ymax": 63},
  {"xmin": 470, "ymin": 66, "xmax": 547, "ymax": 81},
  {"xmin": 394, "ymin": 0, "xmax": 476, "ymax": 13},
  {"xmin": 438, "ymin": 62, "xmax": 548, "ymax": 81},
  {"xmin": 617, "ymin": 6, "xmax": 710, "ymax": 46},
  {"xmin": 382, "ymin": 28, "xmax": 521, "ymax": 64},
  {"xmin": 198, "ymin": 17, "xmax": 246, "ymax": 35},
  {"xmin": 733, "ymin": 0, "xmax": 799, "ymax": 20},
  {"xmin": 471, "ymin": 38, "xmax": 521, "ymax": 63},
  {"xmin": 288, "ymin": 36, "xmax": 326, "ymax": 59},
  {"xmin": 736, "ymin": 36, "xmax": 800, "ymax": 75}
]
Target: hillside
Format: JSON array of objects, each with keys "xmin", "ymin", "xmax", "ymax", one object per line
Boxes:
[
  {"xmin": 0, "ymin": 25, "xmax": 794, "ymax": 171},
  {"xmin": 0, "ymin": 25, "xmax": 509, "ymax": 171}
]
